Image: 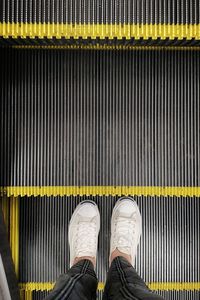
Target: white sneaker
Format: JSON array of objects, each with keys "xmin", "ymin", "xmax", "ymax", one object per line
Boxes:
[
  {"xmin": 68, "ymin": 200, "xmax": 100, "ymax": 267},
  {"xmin": 110, "ymin": 197, "xmax": 142, "ymax": 266}
]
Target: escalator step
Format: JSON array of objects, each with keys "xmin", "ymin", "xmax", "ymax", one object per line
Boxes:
[
  {"xmin": 18, "ymin": 195, "xmax": 199, "ymax": 293},
  {"xmin": 0, "ymin": 48, "xmax": 200, "ymax": 195}
]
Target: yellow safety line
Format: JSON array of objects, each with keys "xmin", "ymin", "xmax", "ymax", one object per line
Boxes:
[
  {"xmin": 0, "ymin": 23, "xmax": 200, "ymax": 40},
  {"xmin": 23, "ymin": 290, "xmax": 32, "ymax": 300},
  {"xmin": 10, "ymin": 197, "xmax": 19, "ymax": 278},
  {"xmin": 1, "ymin": 186, "xmax": 200, "ymax": 197},
  {"xmin": 0, "ymin": 196, "xmax": 9, "ymax": 231},
  {"xmin": 11, "ymin": 45, "xmax": 200, "ymax": 51},
  {"xmin": 19, "ymin": 282, "xmax": 54, "ymax": 291},
  {"xmin": 149, "ymin": 282, "xmax": 200, "ymax": 291},
  {"xmin": 19, "ymin": 281, "xmax": 200, "ymax": 291}
]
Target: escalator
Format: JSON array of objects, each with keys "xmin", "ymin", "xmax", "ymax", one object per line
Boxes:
[{"xmin": 0, "ymin": 1, "xmax": 200, "ymax": 300}]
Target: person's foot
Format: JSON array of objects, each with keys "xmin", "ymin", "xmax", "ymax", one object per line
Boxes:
[
  {"xmin": 68, "ymin": 200, "xmax": 100, "ymax": 267},
  {"xmin": 110, "ymin": 197, "xmax": 142, "ymax": 266}
]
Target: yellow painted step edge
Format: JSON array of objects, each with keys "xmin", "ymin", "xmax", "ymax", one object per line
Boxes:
[
  {"xmin": 10, "ymin": 197, "xmax": 19, "ymax": 278},
  {"xmin": 0, "ymin": 196, "xmax": 9, "ymax": 231},
  {"xmin": 1, "ymin": 186, "xmax": 200, "ymax": 197},
  {"xmin": 0, "ymin": 23, "xmax": 200, "ymax": 39},
  {"xmin": 19, "ymin": 282, "xmax": 200, "ymax": 291}
]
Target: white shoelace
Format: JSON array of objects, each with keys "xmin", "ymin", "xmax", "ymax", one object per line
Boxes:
[
  {"xmin": 113, "ymin": 216, "xmax": 136, "ymax": 250},
  {"xmin": 75, "ymin": 221, "xmax": 97, "ymax": 256}
]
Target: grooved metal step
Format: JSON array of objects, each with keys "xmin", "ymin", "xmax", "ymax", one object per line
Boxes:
[
  {"xmin": 17, "ymin": 195, "xmax": 200, "ymax": 300},
  {"xmin": 0, "ymin": 40, "xmax": 200, "ymax": 300},
  {"xmin": 0, "ymin": 49, "xmax": 200, "ymax": 192}
]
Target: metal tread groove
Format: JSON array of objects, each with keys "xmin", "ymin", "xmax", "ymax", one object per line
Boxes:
[
  {"xmin": 1, "ymin": 49, "xmax": 200, "ymax": 190},
  {"xmin": 1, "ymin": 0, "xmax": 200, "ymax": 24}
]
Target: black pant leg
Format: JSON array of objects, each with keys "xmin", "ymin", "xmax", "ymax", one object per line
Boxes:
[
  {"xmin": 45, "ymin": 259, "xmax": 98, "ymax": 300},
  {"xmin": 103, "ymin": 256, "xmax": 164, "ymax": 300}
]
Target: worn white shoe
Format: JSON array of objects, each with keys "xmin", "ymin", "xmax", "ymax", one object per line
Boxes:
[
  {"xmin": 110, "ymin": 197, "xmax": 142, "ymax": 266},
  {"xmin": 68, "ymin": 201, "xmax": 100, "ymax": 267}
]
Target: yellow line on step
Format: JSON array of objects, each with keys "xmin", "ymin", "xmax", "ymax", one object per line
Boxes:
[
  {"xmin": 1, "ymin": 186, "xmax": 200, "ymax": 197},
  {"xmin": 19, "ymin": 282, "xmax": 54, "ymax": 291},
  {"xmin": 10, "ymin": 197, "xmax": 19, "ymax": 278},
  {"xmin": 149, "ymin": 282, "xmax": 200, "ymax": 291},
  {"xmin": 0, "ymin": 23, "xmax": 200, "ymax": 40},
  {"xmin": 19, "ymin": 281, "xmax": 200, "ymax": 291},
  {"xmin": 0, "ymin": 196, "xmax": 9, "ymax": 231}
]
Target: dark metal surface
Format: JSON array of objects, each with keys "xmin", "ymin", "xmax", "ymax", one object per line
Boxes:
[
  {"xmin": 0, "ymin": 0, "xmax": 199, "ymax": 24},
  {"xmin": 1, "ymin": 49, "xmax": 200, "ymax": 188},
  {"xmin": 1, "ymin": 39, "xmax": 200, "ymax": 47},
  {"xmin": 19, "ymin": 195, "xmax": 200, "ymax": 285},
  {"xmin": 32, "ymin": 291, "xmax": 49, "ymax": 300},
  {"xmin": 158, "ymin": 291, "xmax": 200, "ymax": 300}
]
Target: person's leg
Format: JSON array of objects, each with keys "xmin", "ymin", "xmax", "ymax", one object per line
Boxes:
[
  {"xmin": 45, "ymin": 200, "xmax": 100, "ymax": 300},
  {"xmin": 45, "ymin": 259, "xmax": 97, "ymax": 300},
  {"xmin": 103, "ymin": 197, "xmax": 164, "ymax": 300},
  {"xmin": 103, "ymin": 256, "xmax": 164, "ymax": 300}
]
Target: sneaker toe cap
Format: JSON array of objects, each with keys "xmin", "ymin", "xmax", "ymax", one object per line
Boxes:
[
  {"xmin": 78, "ymin": 203, "xmax": 99, "ymax": 218},
  {"xmin": 116, "ymin": 199, "xmax": 139, "ymax": 217}
]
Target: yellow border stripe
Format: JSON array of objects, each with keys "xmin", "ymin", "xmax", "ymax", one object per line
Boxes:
[
  {"xmin": 11, "ymin": 45, "xmax": 200, "ymax": 51},
  {"xmin": 21, "ymin": 290, "xmax": 32, "ymax": 300},
  {"xmin": 149, "ymin": 282, "xmax": 200, "ymax": 291},
  {"xmin": 10, "ymin": 197, "xmax": 19, "ymax": 278},
  {"xmin": 1, "ymin": 186, "xmax": 200, "ymax": 197},
  {"xmin": 19, "ymin": 282, "xmax": 200, "ymax": 291},
  {"xmin": 0, "ymin": 23, "xmax": 200, "ymax": 39},
  {"xmin": 0, "ymin": 196, "xmax": 9, "ymax": 231},
  {"xmin": 19, "ymin": 282, "xmax": 54, "ymax": 291}
]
